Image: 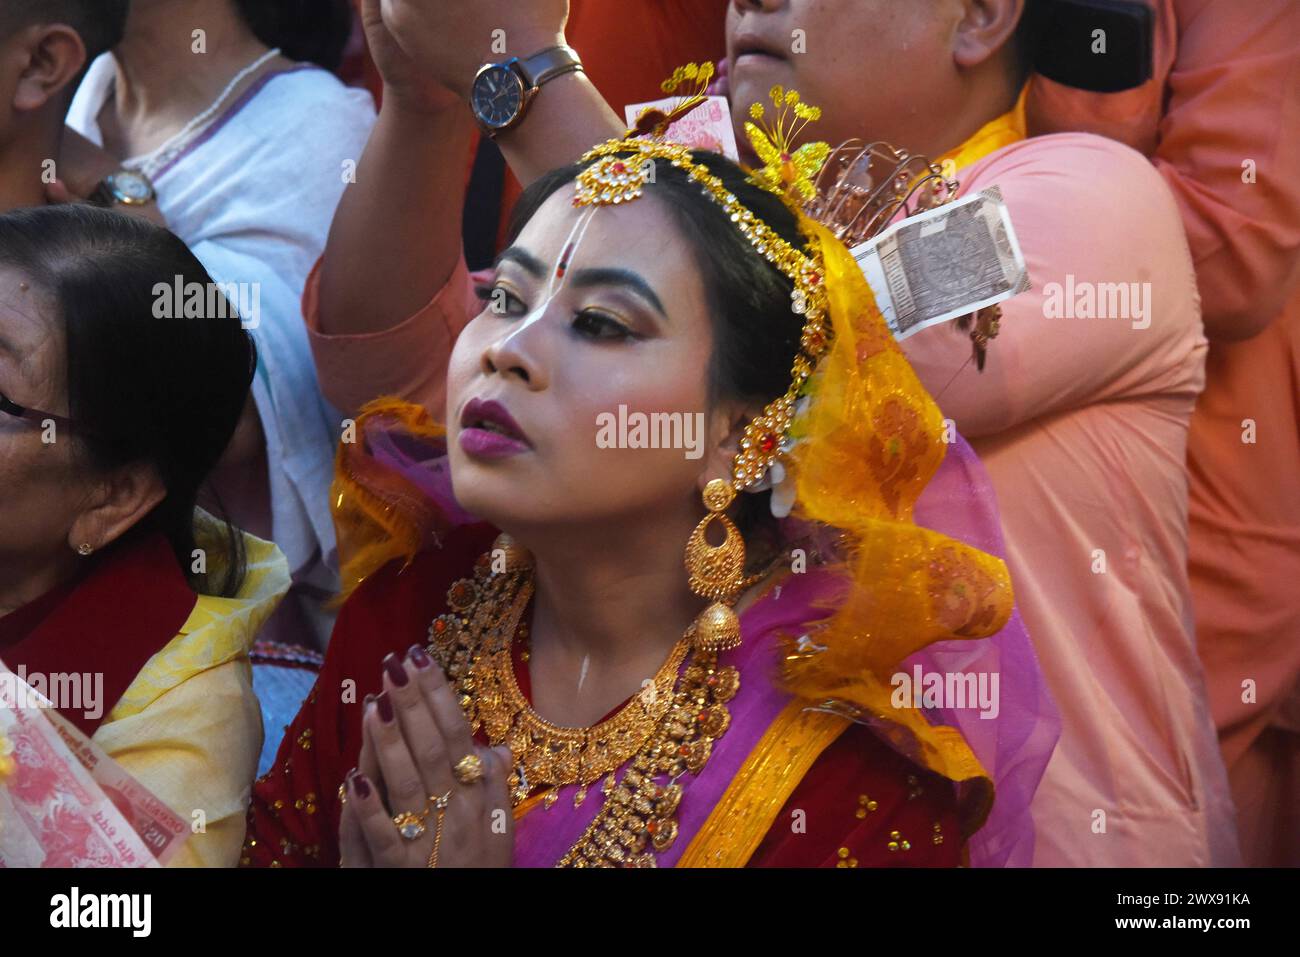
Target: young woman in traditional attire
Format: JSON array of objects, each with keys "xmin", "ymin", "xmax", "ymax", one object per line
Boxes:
[
  {"xmin": 0, "ymin": 205, "xmax": 288, "ymax": 866},
  {"xmin": 243, "ymin": 81, "xmax": 1056, "ymax": 866}
]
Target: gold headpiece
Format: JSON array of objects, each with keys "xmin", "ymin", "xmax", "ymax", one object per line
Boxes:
[
  {"xmin": 574, "ymin": 79, "xmax": 833, "ymax": 494},
  {"xmin": 744, "ymin": 85, "xmax": 830, "ymax": 206},
  {"xmin": 631, "ymin": 61, "xmax": 715, "ymax": 139}
]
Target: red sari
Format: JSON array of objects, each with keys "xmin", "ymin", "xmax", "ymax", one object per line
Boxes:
[{"xmin": 242, "ymin": 523, "xmax": 963, "ymax": 868}]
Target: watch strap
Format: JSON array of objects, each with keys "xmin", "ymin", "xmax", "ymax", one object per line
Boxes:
[{"xmin": 516, "ymin": 45, "xmax": 583, "ymax": 91}]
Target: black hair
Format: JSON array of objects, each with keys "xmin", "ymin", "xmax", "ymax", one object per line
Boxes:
[
  {"xmin": 233, "ymin": 0, "xmax": 354, "ymax": 72},
  {"xmin": 0, "ymin": 0, "xmax": 129, "ymax": 61},
  {"xmin": 0, "ymin": 205, "xmax": 257, "ymax": 597},
  {"xmin": 507, "ymin": 150, "xmax": 808, "ymax": 552}
]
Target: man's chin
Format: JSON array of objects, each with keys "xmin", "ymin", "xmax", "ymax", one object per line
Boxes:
[{"xmin": 729, "ymin": 57, "xmax": 794, "ymax": 109}]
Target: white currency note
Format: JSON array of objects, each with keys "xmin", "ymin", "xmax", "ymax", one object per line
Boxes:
[{"xmin": 851, "ymin": 186, "xmax": 1031, "ymax": 340}]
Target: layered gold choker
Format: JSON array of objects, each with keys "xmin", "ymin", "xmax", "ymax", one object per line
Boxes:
[{"xmin": 425, "ymin": 536, "xmax": 739, "ymax": 866}]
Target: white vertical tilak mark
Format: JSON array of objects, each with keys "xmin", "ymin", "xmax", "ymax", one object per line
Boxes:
[{"xmin": 497, "ymin": 206, "xmax": 600, "ymax": 349}]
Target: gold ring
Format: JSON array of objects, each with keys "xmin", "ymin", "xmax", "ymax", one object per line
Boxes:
[
  {"xmin": 337, "ymin": 783, "xmax": 347, "ymax": 806},
  {"xmin": 454, "ymin": 754, "xmax": 485, "ymax": 784},
  {"xmin": 392, "ymin": 808, "xmax": 429, "ymax": 841}
]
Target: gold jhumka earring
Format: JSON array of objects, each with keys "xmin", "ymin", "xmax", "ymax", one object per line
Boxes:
[{"xmin": 684, "ymin": 479, "xmax": 746, "ymax": 653}]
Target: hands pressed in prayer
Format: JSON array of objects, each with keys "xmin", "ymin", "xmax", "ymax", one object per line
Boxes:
[
  {"xmin": 339, "ymin": 647, "xmax": 515, "ymax": 868},
  {"xmin": 378, "ymin": 0, "xmax": 571, "ymax": 100}
]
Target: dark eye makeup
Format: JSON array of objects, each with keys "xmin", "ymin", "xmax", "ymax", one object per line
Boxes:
[{"xmin": 476, "ymin": 283, "xmax": 641, "ymax": 342}]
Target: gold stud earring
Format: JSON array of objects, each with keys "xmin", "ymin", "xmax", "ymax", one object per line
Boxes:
[
  {"xmin": 684, "ymin": 479, "xmax": 746, "ymax": 653},
  {"xmin": 76, "ymin": 543, "xmax": 94, "ymax": 556}
]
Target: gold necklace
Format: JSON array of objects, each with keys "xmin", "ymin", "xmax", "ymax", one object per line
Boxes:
[
  {"xmin": 556, "ymin": 651, "xmax": 738, "ymax": 866},
  {"xmin": 428, "ymin": 553, "xmax": 696, "ymax": 807},
  {"xmin": 482, "ymin": 621, "xmax": 690, "ymax": 807},
  {"xmin": 426, "ymin": 539, "xmax": 740, "ymax": 865}
]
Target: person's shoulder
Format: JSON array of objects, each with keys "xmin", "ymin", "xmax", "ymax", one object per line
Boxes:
[
  {"xmin": 964, "ymin": 131, "xmax": 1199, "ymax": 336},
  {"xmin": 966, "ymin": 131, "xmax": 1185, "ymax": 233},
  {"xmin": 971, "ymin": 130, "xmax": 1158, "ymax": 182},
  {"xmin": 224, "ymin": 64, "xmax": 375, "ymax": 161},
  {"xmin": 251, "ymin": 64, "xmax": 377, "ymax": 125}
]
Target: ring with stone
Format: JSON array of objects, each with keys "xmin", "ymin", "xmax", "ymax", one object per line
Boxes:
[
  {"xmin": 392, "ymin": 808, "xmax": 430, "ymax": 841},
  {"xmin": 454, "ymin": 754, "xmax": 485, "ymax": 784}
]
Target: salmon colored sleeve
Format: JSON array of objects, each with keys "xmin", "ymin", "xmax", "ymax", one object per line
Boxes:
[
  {"xmin": 303, "ymin": 254, "xmax": 479, "ymax": 419},
  {"xmin": 1150, "ymin": 0, "xmax": 1300, "ymax": 337},
  {"xmin": 900, "ymin": 134, "xmax": 1204, "ymax": 439},
  {"xmin": 748, "ymin": 724, "xmax": 963, "ymax": 867},
  {"xmin": 1029, "ymin": 0, "xmax": 1300, "ymax": 340}
]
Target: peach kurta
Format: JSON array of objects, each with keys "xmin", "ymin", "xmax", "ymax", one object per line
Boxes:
[
  {"xmin": 900, "ymin": 128, "xmax": 1235, "ymax": 866},
  {"xmin": 1029, "ymin": 0, "xmax": 1300, "ymax": 867}
]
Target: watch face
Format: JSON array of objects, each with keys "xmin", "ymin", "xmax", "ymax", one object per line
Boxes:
[
  {"xmin": 109, "ymin": 171, "xmax": 154, "ymax": 204},
  {"xmin": 471, "ymin": 64, "xmax": 526, "ymax": 130}
]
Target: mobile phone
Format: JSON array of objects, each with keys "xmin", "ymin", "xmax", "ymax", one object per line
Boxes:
[{"xmin": 1030, "ymin": 0, "xmax": 1155, "ymax": 93}]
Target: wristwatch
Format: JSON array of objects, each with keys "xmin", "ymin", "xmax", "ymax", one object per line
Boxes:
[
  {"xmin": 89, "ymin": 169, "xmax": 156, "ymax": 209},
  {"xmin": 470, "ymin": 45, "xmax": 584, "ymax": 137}
]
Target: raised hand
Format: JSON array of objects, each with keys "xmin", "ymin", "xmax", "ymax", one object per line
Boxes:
[
  {"xmin": 359, "ymin": 0, "xmax": 458, "ymax": 114},
  {"xmin": 379, "ymin": 0, "xmax": 570, "ymax": 100}
]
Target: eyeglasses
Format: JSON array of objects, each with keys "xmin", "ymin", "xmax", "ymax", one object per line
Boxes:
[{"xmin": 0, "ymin": 390, "xmax": 76, "ymax": 433}]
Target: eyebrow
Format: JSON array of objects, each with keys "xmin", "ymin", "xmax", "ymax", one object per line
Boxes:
[
  {"xmin": 495, "ymin": 247, "xmax": 668, "ymax": 319},
  {"xmin": 494, "ymin": 246, "xmax": 547, "ymax": 278},
  {"xmin": 569, "ymin": 267, "xmax": 668, "ymax": 319}
]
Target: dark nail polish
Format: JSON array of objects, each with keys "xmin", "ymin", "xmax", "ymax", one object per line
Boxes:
[
  {"xmin": 363, "ymin": 693, "xmax": 376, "ymax": 707},
  {"xmin": 376, "ymin": 691, "xmax": 395, "ymax": 723},
  {"xmin": 353, "ymin": 774, "xmax": 372, "ymax": 799},
  {"xmin": 383, "ymin": 654, "xmax": 409, "ymax": 687},
  {"xmin": 408, "ymin": 644, "xmax": 432, "ymax": 669}
]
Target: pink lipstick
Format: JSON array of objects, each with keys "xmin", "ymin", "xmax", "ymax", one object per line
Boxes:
[{"xmin": 459, "ymin": 397, "xmax": 531, "ymax": 459}]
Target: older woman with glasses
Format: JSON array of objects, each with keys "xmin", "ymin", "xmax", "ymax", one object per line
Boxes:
[{"xmin": 0, "ymin": 204, "xmax": 288, "ymax": 867}]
